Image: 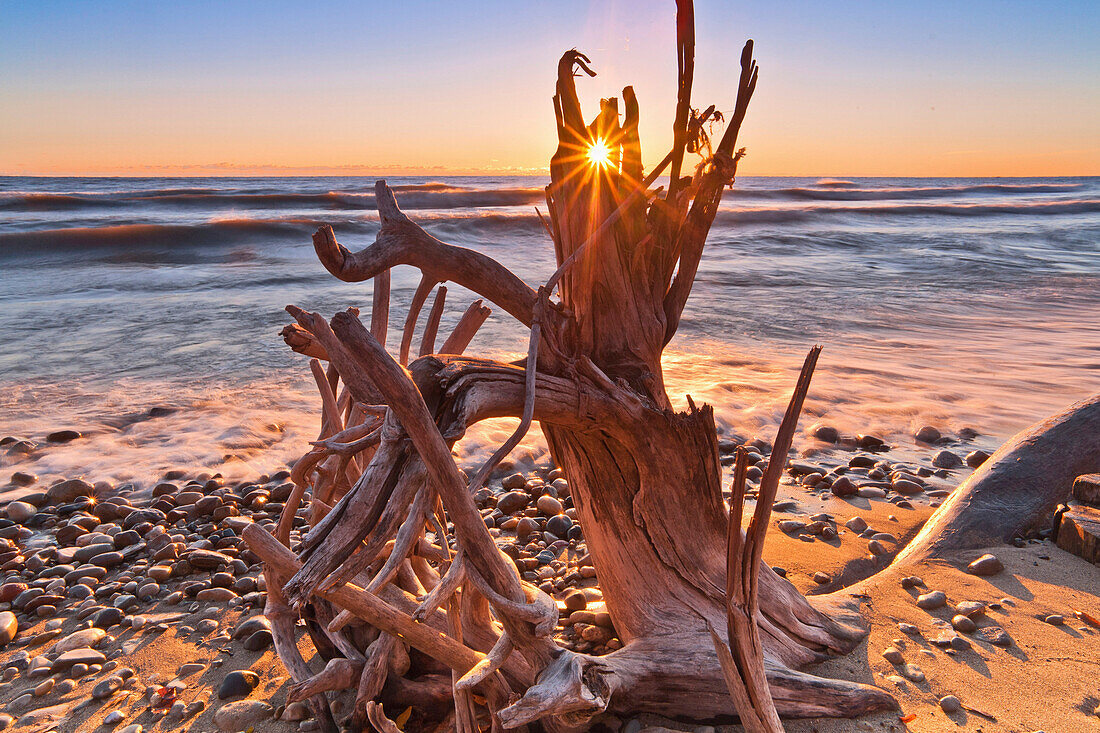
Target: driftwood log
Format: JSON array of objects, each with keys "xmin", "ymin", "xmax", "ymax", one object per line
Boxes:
[{"xmin": 238, "ymin": 2, "xmax": 1097, "ymax": 730}]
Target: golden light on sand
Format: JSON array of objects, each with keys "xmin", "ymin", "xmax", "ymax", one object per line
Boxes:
[{"xmin": 586, "ymin": 139, "xmax": 612, "ymax": 168}]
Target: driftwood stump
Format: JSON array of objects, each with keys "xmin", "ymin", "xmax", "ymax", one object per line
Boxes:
[{"xmin": 238, "ymin": 2, "xmax": 1098, "ymax": 730}]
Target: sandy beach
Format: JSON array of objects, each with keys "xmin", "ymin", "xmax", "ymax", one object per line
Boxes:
[{"xmin": 0, "ymin": 419, "xmax": 1096, "ymax": 732}]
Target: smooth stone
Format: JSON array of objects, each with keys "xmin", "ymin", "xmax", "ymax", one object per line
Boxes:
[
  {"xmin": 898, "ymin": 622, "xmax": 920, "ymax": 635},
  {"xmin": 232, "ymin": 616, "xmax": 271, "ymax": 640},
  {"xmin": 218, "ymin": 669, "xmax": 260, "ymax": 699},
  {"xmin": 975, "ymin": 626, "xmax": 1011, "ymax": 646},
  {"xmin": 951, "ymin": 615, "xmax": 977, "ymax": 633},
  {"xmin": 545, "ymin": 514, "xmax": 572, "ymax": 538},
  {"xmin": 4, "ymin": 502, "xmax": 35, "ymax": 524},
  {"xmin": 54, "ymin": 627, "xmax": 106, "ymax": 653},
  {"xmin": 857, "ymin": 487, "xmax": 887, "ymax": 499},
  {"xmin": 965, "ymin": 450, "xmax": 991, "ymax": 468},
  {"xmin": 830, "ymin": 476, "xmax": 856, "ymax": 497},
  {"xmin": 92, "ymin": 608, "xmax": 125, "ymax": 628},
  {"xmin": 867, "ymin": 539, "xmax": 887, "ymax": 556},
  {"xmin": 845, "ymin": 516, "xmax": 868, "ymax": 533},
  {"xmin": 939, "ymin": 695, "xmax": 961, "ymax": 713},
  {"xmin": 0, "ymin": 611, "xmax": 16, "ymax": 645},
  {"xmin": 916, "ymin": 591, "xmax": 947, "ymax": 610},
  {"xmin": 103, "ymin": 711, "xmax": 125, "ymax": 725},
  {"xmin": 243, "ymin": 630, "xmax": 273, "ymax": 651},
  {"xmin": 892, "ymin": 479, "xmax": 923, "ymax": 496},
  {"xmin": 777, "ymin": 520, "xmax": 807, "ymax": 534},
  {"xmin": 812, "ymin": 571, "xmax": 831, "ymax": 585},
  {"xmin": 536, "ymin": 495, "xmax": 563, "ymax": 516},
  {"xmin": 178, "ymin": 662, "xmax": 206, "ymax": 676},
  {"xmin": 810, "ymin": 424, "xmax": 839, "ymax": 443},
  {"xmin": 46, "ymin": 479, "xmax": 95, "ymax": 504},
  {"xmin": 563, "ymin": 591, "xmax": 587, "ymax": 612},
  {"xmin": 496, "ymin": 491, "xmax": 530, "ymax": 515},
  {"xmin": 881, "ymin": 647, "xmax": 904, "ymax": 664},
  {"xmin": 118, "ymin": 726, "xmax": 143, "ymax": 733},
  {"xmin": 50, "ymin": 647, "xmax": 106, "ymax": 672},
  {"xmin": 900, "ymin": 576, "xmax": 925, "ymax": 589},
  {"xmin": 197, "ymin": 588, "xmax": 238, "ymax": 602},
  {"xmin": 966, "ymin": 553, "xmax": 1004, "ymax": 576},
  {"xmin": 1044, "ymin": 614, "xmax": 1064, "ymax": 625},
  {"xmin": 932, "ymin": 450, "xmax": 962, "ymax": 469},
  {"xmin": 213, "ymin": 700, "xmax": 273, "ymax": 732},
  {"xmin": 956, "ymin": 600, "xmax": 986, "ymax": 617},
  {"xmin": 915, "ymin": 426, "xmax": 941, "ymax": 443},
  {"xmin": 93, "ymin": 675, "xmax": 123, "ymax": 699}
]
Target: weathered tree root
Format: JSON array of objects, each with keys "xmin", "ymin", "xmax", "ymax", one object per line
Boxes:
[{"xmin": 240, "ymin": 1, "xmax": 1091, "ymax": 730}]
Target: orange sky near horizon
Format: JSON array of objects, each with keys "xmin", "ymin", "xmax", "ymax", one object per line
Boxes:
[{"xmin": 2, "ymin": 2, "xmax": 1097, "ymax": 178}]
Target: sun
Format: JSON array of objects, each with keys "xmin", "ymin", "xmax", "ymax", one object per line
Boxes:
[{"xmin": 585, "ymin": 138, "xmax": 612, "ymax": 168}]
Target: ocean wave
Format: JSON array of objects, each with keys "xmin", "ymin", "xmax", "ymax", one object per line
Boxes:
[
  {"xmin": 0, "ymin": 218, "xmax": 376, "ymax": 256},
  {"xmin": 726, "ymin": 182, "xmax": 1085, "ymax": 202},
  {"xmin": 0, "ymin": 185, "xmax": 545, "ymax": 212},
  {"xmin": 716, "ymin": 199, "xmax": 1100, "ymax": 225}
]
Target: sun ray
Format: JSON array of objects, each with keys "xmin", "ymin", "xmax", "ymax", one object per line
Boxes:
[{"xmin": 586, "ymin": 138, "xmax": 613, "ymax": 168}]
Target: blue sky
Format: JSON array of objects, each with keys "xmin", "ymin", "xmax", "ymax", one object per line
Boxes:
[{"xmin": 1, "ymin": 1, "xmax": 1097, "ymax": 175}]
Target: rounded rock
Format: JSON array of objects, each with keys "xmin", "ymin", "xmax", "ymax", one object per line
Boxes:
[
  {"xmin": 932, "ymin": 450, "xmax": 962, "ymax": 469},
  {"xmin": 916, "ymin": 590, "xmax": 947, "ymax": 610},
  {"xmin": 0, "ymin": 612, "xmax": 16, "ymax": 645},
  {"xmin": 217, "ymin": 669, "xmax": 260, "ymax": 699},
  {"xmin": 965, "ymin": 450, "xmax": 990, "ymax": 468},
  {"xmin": 213, "ymin": 700, "xmax": 273, "ymax": 732},
  {"xmin": 939, "ymin": 695, "xmax": 961, "ymax": 714},
  {"xmin": 951, "ymin": 614, "xmax": 977, "ymax": 633},
  {"xmin": 966, "ymin": 553, "xmax": 1004, "ymax": 576}
]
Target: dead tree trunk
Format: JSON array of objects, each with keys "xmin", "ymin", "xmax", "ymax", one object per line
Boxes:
[{"xmin": 247, "ymin": 2, "xmax": 905, "ymax": 730}]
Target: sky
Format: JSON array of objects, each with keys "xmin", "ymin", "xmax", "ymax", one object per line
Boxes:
[{"xmin": 1, "ymin": 1, "xmax": 1097, "ymax": 177}]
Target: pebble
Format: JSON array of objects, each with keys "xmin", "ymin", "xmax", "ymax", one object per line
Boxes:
[
  {"xmin": 915, "ymin": 426, "xmax": 941, "ymax": 443},
  {"xmin": 103, "ymin": 711, "xmax": 125, "ymax": 725},
  {"xmin": 243, "ymin": 629, "xmax": 274, "ymax": 651},
  {"xmin": 93, "ymin": 675, "xmax": 123, "ymax": 699},
  {"xmin": 966, "ymin": 553, "xmax": 1004, "ymax": 576},
  {"xmin": 900, "ymin": 575, "xmax": 925, "ymax": 589},
  {"xmin": 1043, "ymin": 614, "xmax": 1064, "ymax": 625},
  {"xmin": 496, "ymin": 491, "xmax": 530, "ymax": 515},
  {"xmin": 916, "ymin": 590, "xmax": 947, "ymax": 610},
  {"xmin": 213, "ymin": 700, "xmax": 273, "ymax": 732},
  {"xmin": 900, "ymin": 663, "xmax": 924, "ymax": 682},
  {"xmin": 976, "ymin": 626, "xmax": 1012, "ymax": 646},
  {"xmin": 939, "ymin": 695, "xmax": 962, "ymax": 713},
  {"xmin": 856, "ymin": 487, "xmax": 887, "ymax": 499},
  {"xmin": 536, "ymin": 495, "xmax": 563, "ymax": 516},
  {"xmin": 829, "ymin": 476, "xmax": 855, "ymax": 497},
  {"xmin": 218, "ymin": 669, "xmax": 260, "ymax": 699},
  {"xmin": 881, "ymin": 647, "xmax": 904, "ymax": 664},
  {"xmin": 845, "ymin": 516, "xmax": 868, "ymax": 533},
  {"xmin": 951, "ymin": 614, "xmax": 977, "ymax": 633},
  {"xmin": 812, "ymin": 572, "xmax": 831, "ymax": 585},
  {"xmin": 965, "ymin": 450, "xmax": 991, "ymax": 468},
  {"xmin": 4, "ymin": 502, "xmax": 36, "ymax": 524},
  {"xmin": 54, "ymin": 627, "xmax": 106, "ymax": 653},
  {"xmin": 898, "ymin": 622, "xmax": 920, "ymax": 635},
  {"xmin": 932, "ymin": 449, "xmax": 962, "ymax": 468},
  {"xmin": 0, "ymin": 612, "xmax": 16, "ymax": 645},
  {"xmin": 955, "ymin": 600, "xmax": 986, "ymax": 617}
]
